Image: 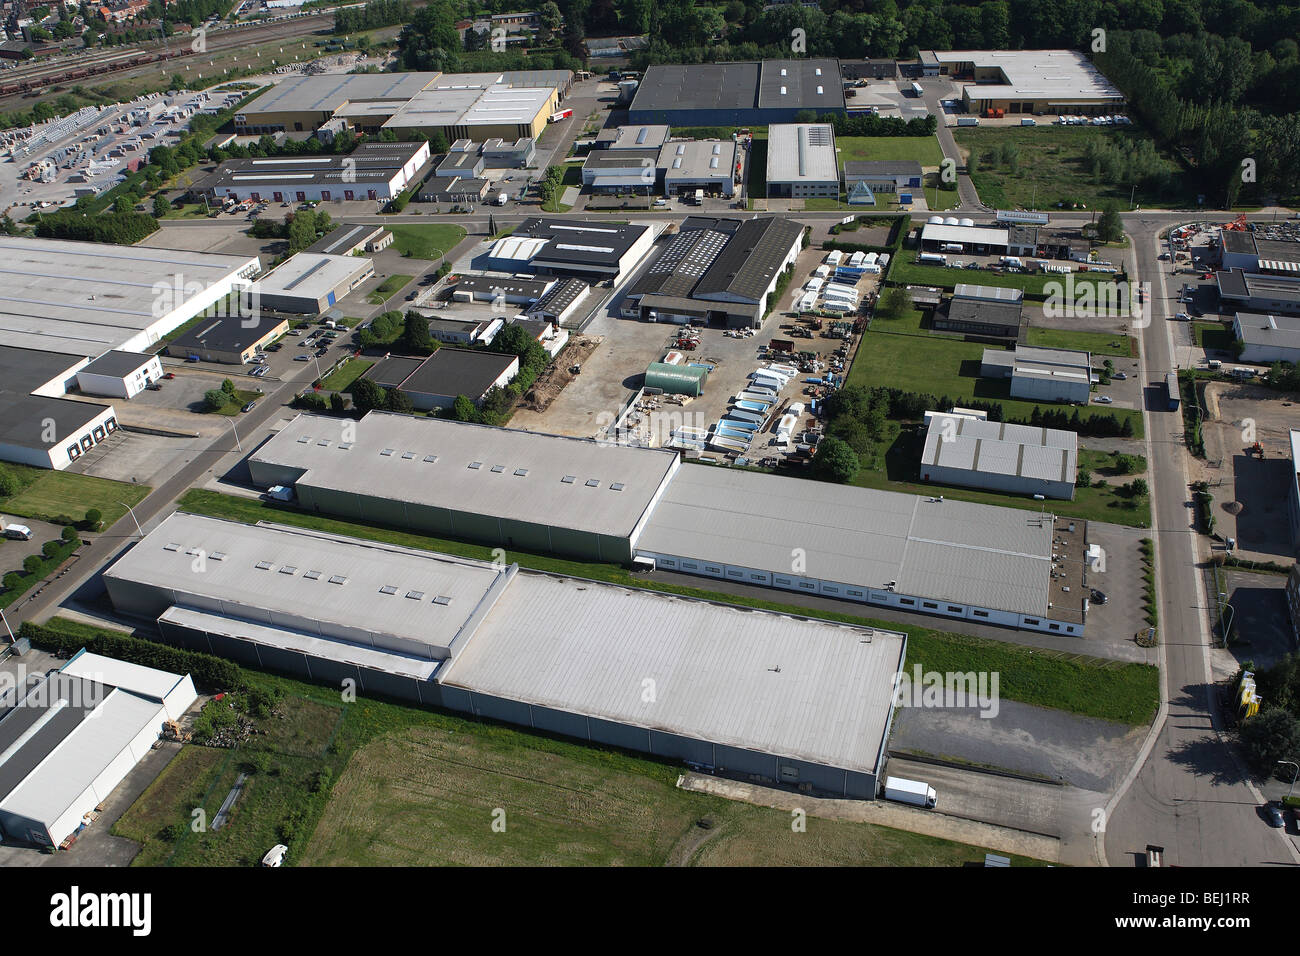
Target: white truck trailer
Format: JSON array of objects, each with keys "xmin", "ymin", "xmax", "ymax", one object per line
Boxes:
[{"xmin": 883, "ymin": 776, "xmax": 937, "ymax": 808}]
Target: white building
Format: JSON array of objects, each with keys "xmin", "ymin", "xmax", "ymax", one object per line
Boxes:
[
  {"xmin": 1233, "ymin": 311, "xmax": 1300, "ymax": 364},
  {"xmin": 0, "ymin": 651, "xmax": 197, "ymax": 848},
  {"xmin": 982, "ymin": 345, "xmax": 1093, "ymax": 405},
  {"xmin": 75, "ymin": 350, "xmax": 162, "ymax": 399},
  {"xmin": 766, "ymin": 124, "xmax": 838, "ymax": 199},
  {"xmin": 921, "ymin": 410, "xmax": 1078, "ymax": 500}
]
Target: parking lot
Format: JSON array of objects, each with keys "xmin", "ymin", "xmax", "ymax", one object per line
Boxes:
[{"xmin": 1219, "ymin": 569, "xmax": 1295, "ymax": 670}]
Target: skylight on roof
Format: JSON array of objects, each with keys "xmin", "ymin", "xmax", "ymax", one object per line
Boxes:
[
  {"xmin": 561, "ymin": 475, "xmax": 575, "ymax": 483},
  {"xmin": 328, "ymin": 574, "xmax": 348, "ymax": 585},
  {"xmin": 380, "ymin": 448, "xmax": 394, "ymax": 456},
  {"xmin": 469, "ymin": 461, "xmax": 483, "ymax": 469},
  {"xmin": 490, "ymin": 464, "xmax": 505, "ymax": 473},
  {"xmin": 280, "ymin": 566, "xmax": 297, "ymax": 575},
  {"xmin": 379, "ymin": 585, "xmax": 398, "ymax": 595},
  {"xmin": 256, "ymin": 561, "xmax": 274, "ymax": 570},
  {"xmin": 585, "ymin": 479, "xmax": 600, "ymax": 487},
  {"xmin": 304, "ymin": 570, "xmax": 322, "ymax": 580}
]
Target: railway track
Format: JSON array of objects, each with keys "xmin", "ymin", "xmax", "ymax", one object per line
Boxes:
[{"xmin": 0, "ymin": 12, "xmax": 337, "ymax": 105}]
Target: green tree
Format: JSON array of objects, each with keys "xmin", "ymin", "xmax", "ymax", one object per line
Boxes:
[
  {"xmin": 221, "ymin": 378, "xmax": 236, "ymax": 395},
  {"xmin": 1239, "ymin": 708, "xmax": 1300, "ymax": 771},
  {"xmin": 385, "ymin": 387, "xmax": 414, "ymax": 414},
  {"xmin": 449, "ymin": 394, "xmax": 479, "ymax": 422},
  {"xmin": 400, "ymin": 311, "xmax": 437, "ymax": 354},
  {"xmin": 329, "ymin": 392, "xmax": 347, "ymax": 413},
  {"xmin": 152, "ymin": 193, "xmax": 170, "ymax": 218},
  {"xmin": 204, "ymin": 389, "xmax": 229, "ymax": 411},
  {"xmin": 84, "ymin": 507, "xmax": 102, "ymax": 530},
  {"xmin": 810, "ymin": 436, "xmax": 860, "ymax": 483},
  {"xmin": 23, "ymin": 555, "xmax": 42, "ymax": 575},
  {"xmin": 1096, "ymin": 202, "xmax": 1124, "ymax": 243},
  {"xmin": 0, "ymin": 466, "xmax": 19, "ymax": 497},
  {"xmin": 875, "ymin": 285, "xmax": 911, "ymax": 320},
  {"xmin": 350, "ymin": 376, "xmax": 385, "ymax": 413}
]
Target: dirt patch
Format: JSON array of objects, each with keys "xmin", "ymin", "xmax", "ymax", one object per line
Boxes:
[{"xmin": 522, "ymin": 336, "xmax": 602, "ymax": 413}]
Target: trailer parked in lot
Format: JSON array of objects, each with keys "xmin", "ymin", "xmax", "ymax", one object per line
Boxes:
[{"xmin": 884, "ymin": 776, "xmax": 937, "ymax": 808}]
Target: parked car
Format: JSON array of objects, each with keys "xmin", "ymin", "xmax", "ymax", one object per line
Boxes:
[
  {"xmin": 1094, "ymin": 395, "xmax": 1113, "ymax": 404},
  {"xmin": 242, "ymin": 401, "xmax": 258, "ymax": 413},
  {"xmin": 162, "ymin": 372, "xmax": 176, "ymax": 380},
  {"xmin": 146, "ymin": 382, "xmax": 163, "ymax": 391},
  {"xmin": 261, "ymin": 844, "xmax": 288, "ymax": 867},
  {"xmin": 1266, "ymin": 803, "xmax": 1286, "ymax": 828},
  {"xmin": 294, "ymin": 354, "xmax": 310, "ymax": 362},
  {"xmin": 1113, "ymin": 371, "xmax": 1127, "ymax": 380},
  {"xmin": 1090, "ymin": 588, "xmax": 1108, "ymax": 605},
  {"xmin": 266, "ymin": 343, "xmax": 282, "ymax": 352},
  {"xmin": 1174, "ymin": 312, "xmax": 1191, "ymax": 321}
]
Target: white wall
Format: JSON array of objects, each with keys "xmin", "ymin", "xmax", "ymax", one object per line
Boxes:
[{"xmin": 77, "ymin": 356, "xmax": 163, "ymax": 399}]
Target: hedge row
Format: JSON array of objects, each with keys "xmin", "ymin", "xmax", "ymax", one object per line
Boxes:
[{"xmin": 19, "ymin": 620, "xmax": 246, "ymax": 692}]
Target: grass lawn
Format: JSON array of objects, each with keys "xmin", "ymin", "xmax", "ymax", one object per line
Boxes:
[
  {"xmin": 366, "ymin": 274, "xmax": 413, "ymax": 305},
  {"xmin": 746, "ymin": 135, "xmax": 767, "ymax": 203},
  {"xmin": 955, "ymin": 123, "xmax": 1192, "ymax": 210},
  {"xmin": 889, "ymin": 250, "xmax": 1121, "ymax": 297},
  {"xmin": 847, "ymin": 322, "xmax": 1144, "ymax": 438},
  {"xmin": 541, "ymin": 164, "xmax": 582, "ymax": 213},
  {"xmin": 1194, "ymin": 320, "xmax": 1236, "ymax": 353},
  {"xmin": 852, "ymin": 424, "xmax": 1151, "ymax": 527},
  {"xmin": 178, "ymin": 488, "xmax": 1158, "ymax": 725},
  {"xmin": 162, "ymin": 202, "xmax": 212, "ymax": 220},
  {"xmin": 836, "ymin": 136, "xmax": 945, "ymax": 167},
  {"xmin": 94, "ymin": 637, "xmax": 1054, "ymax": 867},
  {"xmin": 0, "ymin": 467, "xmax": 149, "ymax": 526},
  {"xmin": 319, "ymin": 358, "xmax": 374, "ymax": 393},
  {"xmin": 206, "ymin": 388, "xmax": 262, "ymax": 417},
  {"xmin": 1025, "ymin": 327, "xmax": 1137, "ymax": 358},
  {"xmin": 385, "ymin": 224, "xmax": 466, "ymax": 260}
]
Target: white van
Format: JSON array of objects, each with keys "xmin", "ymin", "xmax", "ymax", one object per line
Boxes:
[{"xmin": 3, "ymin": 524, "xmax": 32, "ymax": 541}]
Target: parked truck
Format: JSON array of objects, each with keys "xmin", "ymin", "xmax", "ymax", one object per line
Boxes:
[
  {"xmin": 956, "ymin": 116, "xmax": 979, "ymax": 127},
  {"xmin": 266, "ymin": 485, "xmax": 295, "ymax": 503},
  {"xmin": 883, "ymin": 776, "xmax": 937, "ymax": 808}
]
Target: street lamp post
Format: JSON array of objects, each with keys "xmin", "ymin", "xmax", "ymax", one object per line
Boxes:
[
  {"xmin": 117, "ymin": 501, "xmax": 144, "ymax": 539},
  {"xmin": 228, "ymin": 418, "xmax": 242, "ymax": 452},
  {"xmin": 0, "ymin": 607, "xmax": 13, "ymax": 643},
  {"xmin": 1221, "ymin": 602, "xmax": 1235, "ymax": 647},
  {"xmin": 1274, "ymin": 764, "xmax": 1294, "ymax": 801}
]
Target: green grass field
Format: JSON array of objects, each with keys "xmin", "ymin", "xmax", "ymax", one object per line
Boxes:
[
  {"xmin": 954, "ymin": 124, "xmax": 1191, "ymax": 210},
  {"xmin": 846, "ymin": 321, "xmax": 1143, "ymax": 437},
  {"xmin": 852, "ymin": 424, "xmax": 1151, "ymax": 527},
  {"xmin": 837, "ymin": 136, "xmax": 945, "ymax": 167},
  {"xmin": 366, "ymin": 274, "xmax": 413, "ymax": 305},
  {"xmin": 385, "ymin": 224, "xmax": 466, "ymax": 260},
  {"xmin": 178, "ymin": 488, "xmax": 1158, "ymax": 725},
  {"xmin": 320, "ymin": 358, "xmax": 374, "ymax": 393},
  {"xmin": 0, "ymin": 467, "xmax": 149, "ymax": 526},
  {"xmin": 1194, "ymin": 320, "xmax": 1236, "ymax": 353},
  {"xmin": 1025, "ymin": 327, "xmax": 1137, "ymax": 358},
  {"xmin": 889, "ymin": 250, "xmax": 1120, "ymax": 297}
]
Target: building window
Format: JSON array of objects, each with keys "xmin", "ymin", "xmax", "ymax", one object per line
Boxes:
[
  {"xmin": 1049, "ymin": 623, "xmax": 1060, "ymax": 631},
  {"xmin": 900, "ymin": 598, "xmax": 915, "ymax": 606},
  {"xmin": 1024, "ymin": 618, "xmax": 1039, "ymax": 626},
  {"xmin": 923, "ymin": 601, "xmax": 937, "ymax": 609},
  {"xmin": 973, "ymin": 610, "xmax": 989, "ymax": 618},
  {"xmin": 947, "ymin": 605, "xmax": 962, "ymax": 613}
]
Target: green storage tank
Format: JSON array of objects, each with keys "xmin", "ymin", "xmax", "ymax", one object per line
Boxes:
[{"xmin": 644, "ymin": 361, "xmax": 707, "ymax": 396}]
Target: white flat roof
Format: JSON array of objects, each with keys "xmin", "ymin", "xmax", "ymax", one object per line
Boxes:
[
  {"xmin": 922, "ymin": 223, "xmax": 1009, "ymax": 246},
  {"xmin": 0, "ymin": 237, "xmax": 258, "ymax": 355},
  {"xmin": 767, "ymin": 124, "xmax": 838, "ymax": 183},
  {"xmin": 440, "ymin": 572, "xmax": 907, "ymax": 775},
  {"xmin": 932, "ymin": 49, "xmax": 1124, "ymax": 102},
  {"xmin": 922, "ymin": 413, "xmax": 1077, "ymax": 485},
  {"xmin": 60, "ymin": 651, "xmax": 188, "ymax": 703},
  {"xmin": 250, "ymin": 412, "xmax": 680, "ymax": 540},
  {"xmin": 252, "ymin": 252, "xmax": 372, "ymax": 298}
]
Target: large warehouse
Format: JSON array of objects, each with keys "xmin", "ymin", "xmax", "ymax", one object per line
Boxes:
[
  {"xmin": 1232, "ymin": 311, "xmax": 1300, "ymax": 364},
  {"xmin": 766, "ymin": 124, "xmax": 838, "ymax": 199},
  {"xmin": 483, "ymin": 217, "xmax": 657, "ymax": 283},
  {"xmin": 234, "ymin": 70, "xmax": 571, "ymax": 142},
  {"xmin": 628, "ymin": 59, "xmax": 846, "ymax": 126},
  {"xmin": 247, "ymin": 411, "xmax": 681, "ymax": 563},
  {"xmin": 921, "ymin": 49, "xmax": 1125, "ymax": 116},
  {"xmin": 0, "ymin": 236, "xmax": 260, "ymax": 355},
  {"xmin": 634, "ymin": 464, "xmax": 1087, "ymax": 635},
  {"xmin": 250, "ymin": 252, "xmax": 374, "ymax": 314},
  {"xmin": 622, "ymin": 215, "xmax": 805, "ymax": 328},
  {"xmin": 0, "ymin": 346, "xmax": 120, "ymax": 470},
  {"xmin": 0, "ymin": 651, "xmax": 196, "ymax": 847},
  {"xmin": 245, "ymin": 413, "xmax": 1088, "ymax": 634},
  {"xmin": 199, "ymin": 141, "xmax": 431, "ymax": 204},
  {"xmin": 981, "ymin": 345, "xmax": 1093, "ymax": 405},
  {"xmin": 104, "ymin": 513, "xmax": 906, "ymax": 799},
  {"xmin": 920, "ymin": 410, "xmax": 1078, "ymax": 500}
]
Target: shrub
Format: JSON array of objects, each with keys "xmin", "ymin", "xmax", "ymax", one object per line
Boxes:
[
  {"xmin": 84, "ymin": 508, "xmax": 102, "ymax": 530},
  {"xmin": 61, "ymin": 525, "xmax": 80, "ymax": 544},
  {"xmin": 22, "ymin": 555, "xmax": 41, "ymax": 575}
]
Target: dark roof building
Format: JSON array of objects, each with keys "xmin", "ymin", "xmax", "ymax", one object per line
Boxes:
[
  {"xmin": 166, "ymin": 312, "xmax": 290, "ymax": 364},
  {"xmin": 934, "ymin": 284, "xmax": 1025, "ymax": 340},
  {"xmin": 365, "ymin": 348, "xmax": 520, "ymax": 410},
  {"xmin": 628, "ymin": 59, "xmax": 845, "ymax": 125},
  {"xmin": 0, "ymin": 347, "xmax": 119, "ymax": 471},
  {"xmin": 484, "ymin": 217, "xmax": 656, "ymax": 282}
]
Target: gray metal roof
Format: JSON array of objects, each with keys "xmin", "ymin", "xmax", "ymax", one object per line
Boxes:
[
  {"xmin": 922, "ymin": 413, "xmax": 1077, "ymax": 485},
  {"xmin": 658, "ymin": 139, "xmax": 737, "ymax": 182},
  {"xmin": 767, "ymin": 124, "xmax": 838, "ymax": 183},
  {"xmin": 954, "ymin": 284, "xmax": 1023, "ymax": 303},
  {"xmin": 693, "ymin": 216, "xmax": 804, "ymax": 303},
  {"xmin": 628, "ymin": 62, "xmax": 761, "ymax": 113},
  {"xmin": 103, "ymin": 512, "xmax": 513, "ymax": 664},
  {"xmin": 304, "ymin": 223, "xmax": 387, "ymax": 257},
  {"xmin": 637, "ymin": 464, "xmax": 1056, "ymax": 618},
  {"xmin": 1234, "ymin": 311, "xmax": 1300, "ymax": 349},
  {"xmin": 79, "ymin": 349, "xmax": 154, "ymax": 378},
  {"xmin": 249, "ymin": 411, "xmax": 681, "ymax": 540},
  {"xmin": 239, "ymin": 72, "xmax": 439, "ymax": 116},
  {"xmin": 757, "ymin": 59, "xmax": 845, "ymax": 111},
  {"xmin": 441, "ymin": 571, "xmax": 906, "ymax": 775},
  {"xmin": 629, "ymin": 217, "xmax": 741, "ymax": 298},
  {"xmin": 252, "ymin": 253, "xmax": 372, "ymax": 299}
]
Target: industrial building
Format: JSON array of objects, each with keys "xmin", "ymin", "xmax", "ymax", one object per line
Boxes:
[
  {"xmin": 0, "ymin": 651, "xmax": 196, "ymax": 848},
  {"xmin": 450, "ymin": 274, "xmax": 552, "ymax": 305},
  {"xmin": 509, "ymin": 317, "xmax": 570, "ymax": 357},
  {"xmin": 362, "ymin": 348, "xmax": 519, "ymax": 410},
  {"xmin": 919, "ymin": 219, "xmax": 1011, "ymax": 255},
  {"xmin": 198, "ymin": 141, "xmax": 431, "ymax": 204},
  {"xmin": 103, "ymin": 512, "xmax": 905, "ymax": 799},
  {"xmin": 527, "ymin": 278, "xmax": 591, "ymax": 325},
  {"xmin": 766, "ymin": 124, "xmax": 838, "ymax": 199},
  {"xmin": 1218, "ymin": 270, "xmax": 1300, "ymax": 317},
  {"xmin": 418, "ymin": 176, "xmax": 492, "ymax": 205},
  {"xmin": 597, "ymin": 125, "xmax": 671, "ymax": 151},
  {"xmin": 75, "ymin": 350, "xmax": 163, "ymax": 399},
  {"xmin": 628, "ymin": 59, "xmax": 845, "ymax": 126},
  {"xmin": 484, "ymin": 217, "xmax": 656, "ymax": 283},
  {"xmin": 934, "ymin": 284, "xmax": 1024, "ymax": 340},
  {"xmin": 922, "ymin": 50, "xmax": 1125, "ymax": 116},
  {"xmin": 981, "ymin": 345, "xmax": 1093, "ymax": 405},
  {"xmin": 1219, "ymin": 230, "xmax": 1300, "ymax": 275},
  {"xmin": 234, "ymin": 70, "xmax": 571, "ymax": 142},
  {"xmin": 634, "ymin": 464, "xmax": 1085, "ymax": 634},
  {"xmin": 247, "ymin": 411, "xmax": 682, "ymax": 563},
  {"xmin": 0, "ymin": 237, "xmax": 260, "ymax": 356},
  {"xmin": 843, "ymin": 161, "xmax": 923, "ymax": 197},
  {"xmin": 921, "ymin": 409, "xmax": 1077, "ymax": 500},
  {"xmin": 1232, "ymin": 311, "xmax": 1300, "ymax": 364},
  {"xmin": 623, "ymin": 215, "xmax": 804, "ymax": 328},
  {"xmin": 659, "ymin": 140, "xmax": 738, "ymax": 198},
  {"xmin": 0, "ymin": 346, "xmax": 120, "ymax": 470},
  {"xmin": 582, "ymin": 148, "xmax": 660, "ymax": 192},
  {"xmin": 304, "ymin": 223, "xmax": 393, "ymax": 257},
  {"xmin": 250, "ymin": 252, "xmax": 374, "ymax": 314},
  {"xmin": 422, "ymin": 316, "xmax": 503, "ymax": 346},
  {"xmin": 244, "ymin": 413, "xmax": 1086, "ymax": 634},
  {"xmin": 166, "ymin": 312, "xmax": 289, "ymax": 365}
]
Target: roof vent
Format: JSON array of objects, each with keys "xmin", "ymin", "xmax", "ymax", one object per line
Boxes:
[
  {"xmin": 328, "ymin": 574, "xmax": 348, "ymax": 585},
  {"xmin": 296, "ymin": 436, "xmax": 310, "ymax": 444},
  {"xmin": 561, "ymin": 475, "xmax": 576, "ymax": 483},
  {"xmin": 406, "ymin": 590, "xmax": 425, "ymax": 600},
  {"xmin": 611, "ymin": 482, "xmax": 625, "ymax": 491},
  {"xmin": 380, "ymin": 448, "xmax": 394, "ymax": 456},
  {"xmin": 210, "ymin": 552, "xmax": 226, "ymax": 562},
  {"xmin": 780, "ymin": 68, "xmax": 787, "ymax": 76},
  {"xmin": 469, "ymin": 461, "xmax": 483, "ymax": 469},
  {"xmin": 164, "ymin": 543, "xmax": 181, "ymax": 552},
  {"xmin": 340, "ymin": 442, "xmax": 353, "ymax": 450},
  {"xmin": 379, "ymin": 585, "xmax": 398, "ymax": 595},
  {"xmin": 280, "ymin": 566, "xmax": 297, "ymax": 575},
  {"xmin": 423, "ymin": 454, "xmax": 438, "ymax": 463},
  {"xmin": 514, "ymin": 468, "xmax": 528, "ymax": 476},
  {"xmin": 585, "ymin": 478, "xmax": 600, "ymax": 487},
  {"xmin": 304, "ymin": 570, "xmax": 322, "ymax": 580},
  {"xmin": 433, "ymin": 595, "xmax": 452, "ymax": 606},
  {"xmin": 490, "ymin": 464, "xmax": 505, "ymax": 473},
  {"xmin": 255, "ymin": 561, "xmax": 274, "ymax": 571},
  {"xmin": 317, "ymin": 439, "xmax": 331, "ymax": 447},
  {"xmin": 401, "ymin": 451, "xmax": 416, "ymax": 459}
]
